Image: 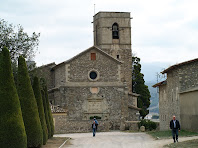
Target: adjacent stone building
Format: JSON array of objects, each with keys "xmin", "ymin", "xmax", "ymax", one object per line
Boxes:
[
  {"xmin": 35, "ymin": 12, "xmax": 140, "ymax": 133},
  {"xmin": 153, "ymin": 58, "xmax": 198, "ymax": 132}
]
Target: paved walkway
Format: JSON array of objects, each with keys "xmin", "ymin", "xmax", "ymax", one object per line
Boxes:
[{"xmin": 55, "ymin": 131, "xmax": 198, "ymax": 148}]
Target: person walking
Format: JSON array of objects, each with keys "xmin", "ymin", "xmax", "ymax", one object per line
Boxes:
[
  {"xmin": 94, "ymin": 118, "xmax": 99, "ymax": 131},
  {"xmin": 92, "ymin": 121, "xmax": 96, "ymax": 137},
  {"xmin": 170, "ymin": 115, "xmax": 180, "ymax": 143}
]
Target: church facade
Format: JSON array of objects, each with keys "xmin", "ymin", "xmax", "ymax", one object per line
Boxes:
[{"xmin": 35, "ymin": 12, "xmax": 140, "ymax": 133}]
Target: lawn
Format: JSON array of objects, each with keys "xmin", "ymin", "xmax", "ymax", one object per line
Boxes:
[
  {"xmin": 147, "ymin": 130, "xmax": 198, "ymax": 139},
  {"xmin": 164, "ymin": 139, "xmax": 198, "ymax": 148}
]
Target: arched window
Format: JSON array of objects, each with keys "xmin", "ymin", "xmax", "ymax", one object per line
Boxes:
[{"xmin": 112, "ymin": 23, "xmax": 119, "ymax": 39}]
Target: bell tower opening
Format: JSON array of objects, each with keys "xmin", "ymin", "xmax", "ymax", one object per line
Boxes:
[{"xmin": 112, "ymin": 23, "xmax": 119, "ymax": 39}]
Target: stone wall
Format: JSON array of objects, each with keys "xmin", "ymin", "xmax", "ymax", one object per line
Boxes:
[
  {"xmin": 93, "ymin": 12, "xmax": 132, "ymax": 92},
  {"xmin": 63, "ymin": 86, "xmax": 125, "ymax": 121},
  {"xmin": 128, "ymin": 108, "xmax": 139, "ymax": 121},
  {"xmin": 53, "ymin": 113, "xmax": 110, "ymax": 134},
  {"xmin": 34, "ymin": 63, "xmax": 56, "ymax": 89},
  {"xmin": 66, "ymin": 48, "xmax": 120, "ymax": 83},
  {"xmin": 159, "ymin": 84, "xmax": 169, "ymax": 131},
  {"xmin": 179, "ymin": 61, "xmax": 198, "ymax": 92},
  {"xmin": 158, "ymin": 60, "xmax": 198, "ymax": 131},
  {"xmin": 159, "ymin": 69, "xmax": 180, "ymax": 131},
  {"xmin": 54, "ymin": 64, "xmax": 66, "ymax": 87}
]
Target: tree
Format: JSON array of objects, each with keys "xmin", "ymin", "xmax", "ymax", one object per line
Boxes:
[
  {"xmin": 32, "ymin": 77, "xmax": 48, "ymax": 145},
  {"xmin": 0, "ymin": 19, "xmax": 40, "ymax": 62},
  {"xmin": 0, "ymin": 47, "xmax": 27, "ymax": 148},
  {"xmin": 43, "ymin": 84, "xmax": 54, "ymax": 137},
  {"xmin": 132, "ymin": 56, "xmax": 151, "ymax": 119},
  {"xmin": 0, "ymin": 19, "xmax": 39, "ymax": 82},
  {"xmin": 40, "ymin": 83, "xmax": 51, "ymax": 139},
  {"xmin": 17, "ymin": 56, "xmax": 43, "ymax": 147}
]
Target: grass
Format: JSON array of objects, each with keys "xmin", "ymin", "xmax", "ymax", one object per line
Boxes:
[
  {"xmin": 164, "ymin": 139, "xmax": 198, "ymax": 148},
  {"xmin": 147, "ymin": 130, "xmax": 198, "ymax": 140}
]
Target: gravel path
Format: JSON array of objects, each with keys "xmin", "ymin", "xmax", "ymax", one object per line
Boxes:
[{"xmin": 54, "ymin": 131, "xmax": 198, "ymax": 148}]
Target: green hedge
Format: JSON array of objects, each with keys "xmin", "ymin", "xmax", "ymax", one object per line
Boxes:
[
  {"xmin": 41, "ymin": 88, "xmax": 51, "ymax": 139},
  {"xmin": 17, "ymin": 56, "xmax": 43, "ymax": 147},
  {"xmin": 138, "ymin": 119, "xmax": 157, "ymax": 131},
  {"xmin": 33, "ymin": 77, "xmax": 48, "ymax": 145},
  {"xmin": 43, "ymin": 85, "xmax": 54, "ymax": 137},
  {"xmin": 0, "ymin": 47, "xmax": 27, "ymax": 148}
]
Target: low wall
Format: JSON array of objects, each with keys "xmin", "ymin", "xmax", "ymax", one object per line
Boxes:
[
  {"xmin": 125, "ymin": 120, "xmax": 160, "ymax": 131},
  {"xmin": 53, "ymin": 113, "xmax": 109, "ymax": 134},
  {"xmin": 53, "ymin": 113, "xmax": 160, "ymax": 133},
  {"xmin": 125, "ymin": 121, "xmax": 139, "ymax": 131}
]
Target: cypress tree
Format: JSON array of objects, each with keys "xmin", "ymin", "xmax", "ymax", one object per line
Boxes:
[
  {"xmin": 17, "ymin": 56, "xmax": 43, "ymax": 147},
  {"xmin": 0, "ymin": 47, "xmax": 27, "ymax": 148},
  {"xmin": 33, "ymin": 77, "xmax": 48, "ymax": 145},
  {"xmin": 132, "ymin": 56, "xmax": 151, "ymax": 119},
  {"xmin": 41, "ymin": 88, "xmax": 51, "ymax": 138},
  {"xmin": 44, "ymin": 85, "xmax": 54, "ymax": 137}
]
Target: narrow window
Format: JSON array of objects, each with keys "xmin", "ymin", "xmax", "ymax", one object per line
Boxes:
[
  {"xmin": 117, "ymin": 55, "xmax": 119, "ymax": 59},
  {"xmin": 112, "ymin": 23, "xmax": 119, "ymax": 39},
  {"xmin": 91, "ymin": 53, "xmax": 96, "ymax": 60}
]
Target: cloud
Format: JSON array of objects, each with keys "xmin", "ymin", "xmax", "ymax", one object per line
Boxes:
[{"xmin": 1, "ymin": 0, "xmax": 198, "ymax": 83}]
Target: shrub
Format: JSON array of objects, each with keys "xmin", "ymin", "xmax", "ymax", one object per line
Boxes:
[
  {"xmin": 33, "ymin": 77, "xmax": 48, "ymax": 145},
  {"xmin": 138, "ymin": 119, "xmax": 157, "ymax": 131},
  {"xmin": 0, "ymin": 47, "xmax": 27, "ymax": 148},
  {"xmin": 44, "ymin": 85, "xmax": 54, "ymax": 137},
  {"xmin": 17, "ymin": 56, "xmax": 43, "ymax": 147},
  {"xmin": 41, "ymin": 88, "xmax": 51, "ymax": 139}
]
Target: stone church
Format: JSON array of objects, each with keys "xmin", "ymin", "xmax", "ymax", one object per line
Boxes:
[{"xmin": 35, "ymin": 12, "xmax": 140, "ymax": 133}]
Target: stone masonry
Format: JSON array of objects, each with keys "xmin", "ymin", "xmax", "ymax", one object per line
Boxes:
[
  {"xmin": 35, "ymin": 12, "xmax": 140, "ymax": 133},
  {"xmin": 153, "ymin": 58, "xmax": 198, "ymax": 132}
]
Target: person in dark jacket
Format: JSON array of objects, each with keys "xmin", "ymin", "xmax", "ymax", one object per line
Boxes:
[
  {"xmin": 92, "ymin": 121, "xmax": 96, "ymax": 137},
  {"xmin": 94, "ymin": 118, "xmax": 99, "ymax": 131},
  {"xmin": 170, "ymin": 115, "xmax": 180, "ymax": 143}
]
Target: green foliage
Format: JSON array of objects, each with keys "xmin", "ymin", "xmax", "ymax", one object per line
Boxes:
[
  {"xmin": 0, "ymin": 19, "xmax": 39, "ymax": 83},
  {"xmin": 0, "ymin": 19, "xmax": 40, "ymax": 62},
  {"xmin": 33, "ymin": 77, "xmax": 48, "ymax": 145},
  {"xmin": 132, "ymin": 56, "xmax": 151, "ymax": 118},
  {"xmin": 0, "ymin": 47, "xmax": 27, "ymax": 148},
  {"xmin": 164, "ymin": 139, "xmax": 198, "ymax": 148},
  {"xmin": 138, "ymin": 119, "xmax": 157, "ymax": 131},
  {"xmin": 41, "ymin": 85, "xmax": 51, "ymax": 139},
  {"xmin": 90, "ymin": 116, "xmax": 101, "ymax": 120},
  {"xmin": 17, "ymin": 56, "xmax": 43, "ymax": 147},
  {"xmin": 43, "ymin": 85, "xmax": 54, "ymax": 137}
]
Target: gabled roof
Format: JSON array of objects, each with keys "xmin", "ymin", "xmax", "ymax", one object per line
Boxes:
[
  {"xmin": 161, "ymin": 58, "xmax": 198, "ymax": 74},
  {"xmin": 152, "ymin": 80, "xmax": 167, "ymax": 88},
  {"xmin": 36, "ymin": 62, "xmax": 56, "ymax": 69},
  {"xmin": 52, "ymin": 46, "xmax": 122, "ymax": 70}
]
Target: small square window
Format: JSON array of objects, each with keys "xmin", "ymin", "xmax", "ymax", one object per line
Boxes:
[{"xmin": 91, "ymin": 53, "xmax": 96, "ymax": 60}]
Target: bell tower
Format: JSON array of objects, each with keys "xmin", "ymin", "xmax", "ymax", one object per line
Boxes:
[{"xmin": 93, "ymin": 12, "xmax": 132, "ymax": 92}]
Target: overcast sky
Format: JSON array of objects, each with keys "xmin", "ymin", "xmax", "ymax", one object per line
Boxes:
[{"xmin": 1, "ymin": 0, "xmax": 198, "ymax": 82}]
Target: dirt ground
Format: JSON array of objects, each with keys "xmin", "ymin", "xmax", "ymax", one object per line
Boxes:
[
  {"xmin": 54, "ymin": 131, "xmax": 198, "ymax": 148},
  {"xmin": 42, "ymin": 137, "xmax": 69, "ymax": 148}
]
